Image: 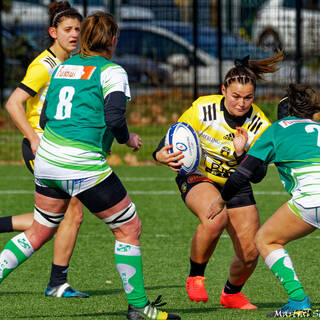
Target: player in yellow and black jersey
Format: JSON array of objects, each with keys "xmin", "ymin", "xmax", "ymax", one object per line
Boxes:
[
  {"xmin": 3, "ymin": 1, "xmax": 87, "ymax": 298},
  {"xmin": 153, "ymin": 51, "xmax": 283, "ymax": 311},
  {"xmin": 19, "ymin": 49, "xmax": 61, "ymax": 134},
  {"xmin": 178, "ymin": 94, "xmax": 270, "ymax": 185},
  {"xmin": 18, "ymin": 49, "xmax": 61, "ymax": 172}
]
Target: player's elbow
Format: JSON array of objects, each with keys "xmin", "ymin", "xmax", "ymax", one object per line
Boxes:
[{"xmin": 250, "ymin": 164, "xmax": 268, "ymax": 184}]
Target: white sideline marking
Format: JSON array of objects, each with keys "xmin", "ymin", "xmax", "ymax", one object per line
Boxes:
[
  {"xmin": 1, "ymin": 177, "xmax": 173, "ymax": 181},
  {"xmin": 0, "ymin": 190, "xmax": 288, "ymax": 195},
  {"xmin": 123, "ymin": 177, "xmax": 173, "ymax": 181},
  {"xmin": 78, "ymin": 233, "xmax": 320, "ymax": 240}
]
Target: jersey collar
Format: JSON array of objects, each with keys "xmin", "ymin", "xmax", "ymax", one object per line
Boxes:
[{"xmin": 47, "ymin": 48, "xmax": 56, "ymax": 58}]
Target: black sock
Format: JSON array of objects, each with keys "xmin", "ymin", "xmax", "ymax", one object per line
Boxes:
[
  {"xmin": 48, "ymin": 263, "xmax": 69, "ymax": 287},
  {"xmin": 189, "ymin": 258, "xmax": 207, "ymax": 277},
  {"xmin": 223, "ymin": 280, "xmax": 243, "ymax": 294},
  {"xmin": 0, "ymin": 216, "xmax": 13, "ymax": 233}
]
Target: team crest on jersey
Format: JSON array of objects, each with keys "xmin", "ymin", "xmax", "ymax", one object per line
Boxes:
[
  {"xmin": 223, "ymin": 133, "xmax": 234, "ymax": 141},
  {"xmin": 55, "ymin": 65, "xmax": 96, "ymax": 80}
]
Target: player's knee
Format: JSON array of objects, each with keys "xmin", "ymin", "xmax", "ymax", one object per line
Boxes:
[
  {"xmin": 104, "ymin": 202, "xmax": 142, "ymax": 243},
  {"xmin": 117, "ymin": 215, "xmax": 142, "ymax": 241},
  {"xmin": 29, "ymin": 233, "xmax": 53, "ymax": 250},
  {"xmin": 64, "ymin": 199, "xmax": 83, "ymax": 227},
  {"xmin": 102, "ymin": 202, "xmax": 138, "ymax": 232},
  {"xmin": 34, "ymin": 205, "xmax": 65, "ymax": 228},
  {"xmin": 241, "ymin": 246, "xmax": 259, "ymax": 266},
  {"xmin": 64, "ymin": 208, "xmax": 83, "ymax": 228},
  {"xmin": 201, "ymin": 217, "xmax": 226, "ymax": 235},
  {"xmin": 255, "ymin": 228, "xmax": 268, "ymax": 252},
  {"xmin": 26, "ymin": 228, "xmax": 55, "ymax": 250}
]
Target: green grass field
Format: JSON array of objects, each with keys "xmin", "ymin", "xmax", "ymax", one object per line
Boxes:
[{"xmin": 0, "ymin": 164, "xmax": 319, "ymax": 320}]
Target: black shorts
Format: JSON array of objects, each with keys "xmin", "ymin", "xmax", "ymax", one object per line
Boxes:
[
  {"xmin": 36, "ymin": 172, "xmax": 127, "ymax": 213},
  {"xmin": 176, "ymin": 173, "xmax": 256, "ymax": 209},
  {"xmin": 22, "ymin": 138, "xmax": 35, "ymax": 174}
]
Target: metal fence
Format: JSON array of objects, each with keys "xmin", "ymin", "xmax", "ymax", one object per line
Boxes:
[{"xmin": 1, "ymin": 0, "xmax": 320, "ymax": 162}]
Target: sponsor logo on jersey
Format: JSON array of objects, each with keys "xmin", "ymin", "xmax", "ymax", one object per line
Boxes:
[
  {"xmin": 199, "ymin": 131, "xmax": 221, "ymax": 145},
  {"xmin": 220, "ymin": 146, "xmax": 231, "ymax": 157},
  {"xmin": 55, "ymin": 65, "xmax": 96, "ymax": 80},
  {"xmin": 187, "ymin": 174, "xmax": 212, "ymax": 184},
  {"xmin": 279, "ymin": 119, "xmax": 316, "ymax": 128},
  {"xmin": 223, "ymin": 133, "xmax": 235, "ymax": 141}
]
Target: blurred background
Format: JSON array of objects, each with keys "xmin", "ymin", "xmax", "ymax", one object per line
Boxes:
[{"xmin": 1, "ymin": 0, "xmax": 320, "ymax": 164}]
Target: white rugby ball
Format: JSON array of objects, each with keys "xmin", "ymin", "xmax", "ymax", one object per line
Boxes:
[{"xmin": 165, "ymin": 122, "xmax": 201, "ymax": 175}]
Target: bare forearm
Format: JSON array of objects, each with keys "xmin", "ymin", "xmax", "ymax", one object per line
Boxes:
[{"xmin": 6, "ymin": 102, "xmax": 37, "ymax": 141}]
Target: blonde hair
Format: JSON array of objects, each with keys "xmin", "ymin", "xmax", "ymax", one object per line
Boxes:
[
  {"xmin": 79, "ymin": 11, "xmax": 119, "ymax": 58},
  {"xmin": 224, "ymin": 51, "xmax": 284, "ymax": 89}
]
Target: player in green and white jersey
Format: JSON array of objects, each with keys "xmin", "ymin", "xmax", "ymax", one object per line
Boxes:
[
  {"xmin": 208, "ymin": 83, "xmax": 320, "ymax": 317},
  {"xmin": 4, "ymin": 1, "xmax": 88, "ymax": 298},
  {"xmin": 0, "ymin": 11, "xmax": 180, "ymax": 320}
]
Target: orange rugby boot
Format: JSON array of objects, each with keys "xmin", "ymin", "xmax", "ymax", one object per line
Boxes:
[
  {"xmin": 220, "ymin": 290, "xmax": 257, "ymax": 309},
  {"xmin": 186, "ymin": 276, "xmax": 208, "ymax": 303}
]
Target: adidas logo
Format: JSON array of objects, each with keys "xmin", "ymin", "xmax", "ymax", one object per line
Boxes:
[{"xmin": 223, "ymin": 133, "xmax": 235, "ymax": 141}]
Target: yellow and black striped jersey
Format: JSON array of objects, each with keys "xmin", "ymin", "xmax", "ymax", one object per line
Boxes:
[
  {"xmin": 178, "ymin": 94, "xmax": 271, "ymax": 185},
  {"xmin": 18, "ymin": 49, "xmax": 61, "ymax": 133}
]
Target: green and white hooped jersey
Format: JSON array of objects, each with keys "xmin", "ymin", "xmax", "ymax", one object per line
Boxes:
[
  {"xmin": 248, "ymin": 116, "xmax": 320, "ymax": 208},
  {"xmin": 34, "ymin": 54, "xmax": 130, "ymax": 180}
]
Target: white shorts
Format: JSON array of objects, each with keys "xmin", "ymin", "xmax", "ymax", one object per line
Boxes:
[{"xmin": 288, "ymin": 198, "xmax": 320, "ymax": 228}]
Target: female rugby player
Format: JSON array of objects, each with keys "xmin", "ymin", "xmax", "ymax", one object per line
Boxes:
[
  {"xmin": 154, "ymin": 52, "xmax": 283, "ymax": 309},
  {"xmin": 4, "ymin": 1, "xmax": 87, "ymax": 297},
  {"xmin": 209, "ymin": 83, "xmax": 320, "ymax": 317},
  {"xmin": 1, "ymin": 11, "xmax": 180, "ymax": 320}
]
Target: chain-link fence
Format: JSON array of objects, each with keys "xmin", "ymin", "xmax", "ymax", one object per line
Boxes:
[{"xmin": 1, "ymin": 0, "xmax": 320, "ymax": 163}]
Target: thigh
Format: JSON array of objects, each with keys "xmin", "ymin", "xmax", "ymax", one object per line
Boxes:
[
  {"xmin": 257, "ymin": 202, "xmax": 316, "ymax": 256},
  {"xmin": 35, "ymin": 191, "xmax": 69, "ymax": 213},
  {"xmin": 26, "ymin": 192, "xmax": 69, "ymax": 247},
  {"xmin": 76, "ymin": 172, "xmax": 127, "ymax": 214},
  {"xmin": 63, "ymin": 197, "xmax": 83, "ymax": 222},
  {"xmin": 185, "ymin": 182, "xmax": 227, "ymax": 226}
]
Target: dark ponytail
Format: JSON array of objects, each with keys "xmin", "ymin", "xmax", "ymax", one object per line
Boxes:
[{"xmin": 223, "ymin": 51, "xmax": 284, "ymax": 90}]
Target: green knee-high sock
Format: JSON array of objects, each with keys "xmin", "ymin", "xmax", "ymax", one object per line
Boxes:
[
  {"xmin": 114, "ymin": 240, "xmax": 148, "ymax": 308},
  {"xmin": 0, "ymin": 232, "xmax": 34, "ymax": 284},
  {"xmin": 265, "ymin": 248, "xmax": 306, "ymax": 301}
]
